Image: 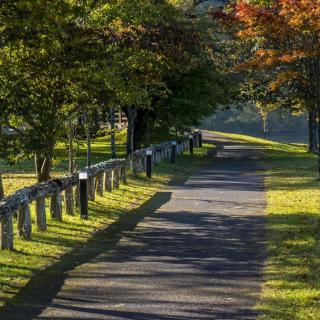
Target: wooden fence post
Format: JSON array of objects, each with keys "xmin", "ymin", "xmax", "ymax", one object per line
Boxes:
[
  {"xmin": 74, "ymin": 185, "xmax": 80, "ymax": 208},
  {"xmin": 0, "ymin": 215, "xmax": 14, "ymax": 250},
  {"xmin": 65, "ymin": 186, "xmax": 74, "ymax": 215},
  {"xmin": 36, "ymin": 198, "xmax": 47, "ymax": 231},
  {"xmin": 113, "ymin": 169, "xmax": 120, "ymax": 189},
  {"xmin": 121, "ymin": 167, "xmax": 127, "ymax": 184},
  {"xmin": 96, "ymin": 172, "xmax": 104, "ymax": 197},
  {"xmin": 132, "ymin": 158, "xmax": 138, "ymax": 176},
  {"xmin": 105, "ymin": 171, "xmax": 112, "ymax": 192},
  {"xmin": 50, "ymin": 193, "xmax": 62, "ymax": 221},
  {"xmin": 17, "ymin": 204, "xmax": 32, "ymax": 240},
  {"xmin": 88, "ymin": 176, "xmax": 95, "ymax": 201}
]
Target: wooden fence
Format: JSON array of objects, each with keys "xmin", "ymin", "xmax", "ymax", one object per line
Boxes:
[{"xmin": 0, "ymin": 132, "xmax": 201, "ymax": 250}]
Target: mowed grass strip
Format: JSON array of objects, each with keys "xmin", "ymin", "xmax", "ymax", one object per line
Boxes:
[
  {"xmin": 0, "ymin": 142, "xmax": 214, "ymax": 309},
  {"xmin": 212, "ymin": 131, "xmax": 320, "ymax": 320}
]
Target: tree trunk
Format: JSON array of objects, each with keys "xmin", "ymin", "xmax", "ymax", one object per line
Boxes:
[
  {"xmin": 35, "ymin": 154, "xmax": 51, "ymax": 183},
  {"xmin": 317, "ymin": 100, "xmax": 320, "ymax": 179},
  {"xmin": 262, "ymin": 113, "xmax": 269, "ymax": 140},
  {"xmin": 308, "ymin": 106, "xmax": 317, "ymax": 153},
  {"xmin": 34, "ymin": 154, "xmax": 52, "ymax": 231},
  {"xmin": 86, "ymin": 117, "xmax": 92, "ymax": 168},
  {"xmin": 124, "ymin": 107, "xmax": 137, "ymax": 155},
  {"xmin": 0, "ymin": 173, "xmax": 4, "ymax": 200},
  {"xmin": 85, "ymin": 113, "xmax": 95, "ymax": 199},
  {"xmin": 110, "ymin": 107, "xmax": 116, "ymax": 158},
  {"xmin": 133, "ymin": 108, "xmax": 149, "ymax": 150},
  {"xmin": 65, "ymin": 121, "xmax": 75, "ymax": 215}
]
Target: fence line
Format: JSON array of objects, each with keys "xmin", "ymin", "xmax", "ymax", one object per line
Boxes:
[{"xmin": 0, "ymin": 132, "xmax": 201, "ymax": 250}]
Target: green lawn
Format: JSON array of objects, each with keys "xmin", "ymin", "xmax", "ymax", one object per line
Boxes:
[
  {"xmin": 0, "ymin": 131, "xmax": 127, "ymax": 197},
  {"xmin": 0, "ymin": 142, "xmax": 214, "ymax": 310},
  {"xmin": 212, "ymin": 131, "xmax": 320, "ymax": 320}
]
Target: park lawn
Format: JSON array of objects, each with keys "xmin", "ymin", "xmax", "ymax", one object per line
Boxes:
[
  {"xmin": 0, "ymin": 130, "xmax": 127, "ymax": 197},
  {"xmin": 0, "ymin": 143, "xmax": 214, "ymax": 309},
  {"xmin": 212, "ymin": 131, "xmax": 320, "ymax": 320}
]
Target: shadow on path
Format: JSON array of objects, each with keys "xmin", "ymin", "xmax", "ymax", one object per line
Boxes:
[{"xmin": 0, "ymin": 192, "xmax": 172, "ymax": 320}]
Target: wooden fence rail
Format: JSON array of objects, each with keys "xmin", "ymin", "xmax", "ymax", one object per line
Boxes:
[
  {"xmin": 131, "ymin": 133, "xmax": 200, "ymax": 175},
  {"xmin": 0, "ymin": 132, "xmax": 201, "ymax": 250}
]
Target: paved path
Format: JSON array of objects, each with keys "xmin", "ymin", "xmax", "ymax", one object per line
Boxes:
[{"xmin": 23, "ymin": 133, "xmax": 267, "ymax": 319}]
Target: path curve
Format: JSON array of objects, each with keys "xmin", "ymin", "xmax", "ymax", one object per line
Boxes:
[{"xmin": 14, "ymin": 132, "xmax": 268, "ymax": 320}]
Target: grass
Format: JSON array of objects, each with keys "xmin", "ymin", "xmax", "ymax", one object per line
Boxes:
[
  {"xmin": 0, "ymin": 141, "xmax": 214, "ymax": 313},
  {"xmin": 0, "ymin": 131, "xmax": 128, "ymax": 197},
  {"xmin": 212, "ymin": 131, "xmax": 320, "ymax": 320}
]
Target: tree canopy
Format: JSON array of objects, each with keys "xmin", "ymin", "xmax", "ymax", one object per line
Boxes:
[{"xmin": 0, "ymin": 0, "xmax": 231, "ymax": 181}]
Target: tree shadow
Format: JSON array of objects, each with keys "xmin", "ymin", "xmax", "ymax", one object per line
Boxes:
[
  {"xmin": 23, "ymin": 209, "xmax": 266, "ymax": 320},
  {"xmin": 0, "ymin": 191, "xmax": 171, "ymax": 320}
]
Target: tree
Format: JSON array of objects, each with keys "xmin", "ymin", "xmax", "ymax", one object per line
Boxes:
[{"xmin": 212, "ymin": 0, "xmax": 320, "ymax": 159}]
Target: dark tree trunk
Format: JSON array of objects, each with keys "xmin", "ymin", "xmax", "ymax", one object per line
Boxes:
[
  {"xmin": 0, "ymin": 174, "xmax": 4, "ymax": 200},
  {"xmin": 65, "ymin": 121, "xmax": 75, "ymax": 215},
  {"xmin": 133, "ymin": 108, "xmax": 150, "ymax": 150},
  {"xmin": 308, "ymin": 106, "xmax": 317, "ymax": 153},
  {"xmin": 109, "ymin": 107, "xmax": 116, "ymax": 158},
  {"xmin": 85, "ymin": 113, "xmax": 95, "ymax": 200},
  {"xmin": 68, "ymin": 122, "xmax": 75, "ymax": 174},
  {"xmin": 35, "ymin": 154, "xmax": 52, "ymax": 183},
  {"xmin": 317, "ymin": 100, "xmax": 320, "ymax": 179},
  {"xmin": 34, "ymin": 153, "xmax": 52, "ymax": 231},
  {"xmin": 85, "ymin": 116, "xmax": 92, "ymax": 167},
  {"xmin": 123, "ymin": 107, "xmax": 137, "ymax": 155}
]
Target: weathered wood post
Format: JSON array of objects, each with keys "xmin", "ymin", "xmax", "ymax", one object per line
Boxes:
[
  {"xmin": 0, "ymin": 216, "xmax": 13, "ymax": 250},
  {"xmin": 96, "ymin": 172, "xmax": 104, "ymax": 197},
  {"xmin": 121, "ymin": 166, "xmax": 127, "ymax": 184},
  {"xmin": 113, "ymin": 168, "xmax": 120, "ymax": 189},
  {"xmin": 193, "ymin": 132, "xmax": 199, "ymax": 147},
  {"xmin": 50, "ymin": 193, "xmax": 62, "ymax": 221},
  {"xmin": 171, "ymin": 141, "xmax": 176, "ymax": 163},
  {"xmin": 36, "ymin": 198, "xmax": 47, "ymax": 231},
  {"xmin": 152, "ymin": 150, "xmax": 156, "ymax": 166},
  {"xmin": 88, "ymin": 176, "xmax": 95, "ymax": 201},
  {"xmin": 146, "ymin": 149, "xmax": 152, "ymax": 179},
  {"xmin": 17, "ymin": 204, "xmax": 32, "ymax": 240},
  {"xmin": 105, "ymin": 171, "xmax": 112, "ymax": 192},
  {"xmin": 74, "ymin": 185, "xmax": 80, "ymax": 208},
  {"xmin": 189, "ymin": 134, "xmax": 194, "ymax": 154},
  {"xmin": 131, "ymin": 155, "xmax": 138, "ymax": 177},
  {"xmin": 79, "ymin": 172, "xmax": 88, "ymax": 219},
  {"xmin": 0, "ymin": 215, "xmax": 13, "ymax": 250},
  {"xmin": 65, "ymin": 186, "xmax": 74, "ymax": 215}
]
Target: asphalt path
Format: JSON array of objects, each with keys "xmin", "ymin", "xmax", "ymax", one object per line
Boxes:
[{"xmin": 8, "ymin": 132, "xmax": 267, "ymax": 320}]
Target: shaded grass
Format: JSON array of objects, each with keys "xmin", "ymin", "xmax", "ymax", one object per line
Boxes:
[
  {"xmin": 212, "ymin": 131, "xmax": 320, "ymax": 320},
  {"xmin": 0, "ymin": 143, "xmax": 214, "ymax": 312},
  {"xmin": 0, "ymin": 131, "xmax": 127, "ymax": 197}
]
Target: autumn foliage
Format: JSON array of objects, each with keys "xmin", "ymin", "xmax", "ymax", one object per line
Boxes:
[
  {"xmin": 212, "ymin": 0, "xmax": 320, "ymax": 169},
  {"xmin": 234, "ymin": 0, "xmax": 320, "ymax": 72}
]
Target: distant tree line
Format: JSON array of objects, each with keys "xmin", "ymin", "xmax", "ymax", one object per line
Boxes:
[{"xmin": 202, "ymin": 104, "xmax": 308, "ymax": 141}]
